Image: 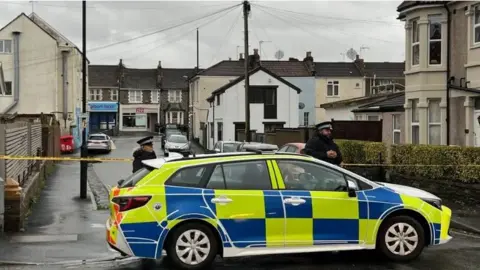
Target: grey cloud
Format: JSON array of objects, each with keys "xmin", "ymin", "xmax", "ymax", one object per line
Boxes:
[{"xmin": 0, "ymin": 1, "xmax": 405, "ymax": 68}]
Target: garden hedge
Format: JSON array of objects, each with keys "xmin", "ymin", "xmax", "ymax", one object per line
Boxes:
[{"xmin": 336, "ymin": 140, "xmax": 480, "ymax": 183}]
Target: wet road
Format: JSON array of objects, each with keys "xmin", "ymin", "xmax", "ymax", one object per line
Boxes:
[{"xmin": 92, "ymin": 135, "xmax": 164, "ymax": 188}]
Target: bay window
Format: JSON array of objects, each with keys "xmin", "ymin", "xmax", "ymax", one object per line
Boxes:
[
  {"xmin": 411, "ymin": 99, "xmax": 419, "ymax": 144},
  {"xmin": 428, "ymin": 99, "xmax": 441, "ymax": 145},
  {"xmin": 428, "ymin": 15, "xmax": 442, "ymax": 65},
  {"xmin": 474, "ymin": 5, "xmax": 480, "ymax": 45},
  {"xmin": 411, "ymin": 19, "xmax": 420, "ymax": 66}
]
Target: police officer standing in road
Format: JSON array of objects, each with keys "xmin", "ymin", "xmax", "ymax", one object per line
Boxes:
[
  {"xmin": 304, "ymin": 121, "xmax": 343, "ymax": 166},
  {"xmin": 132, "ymin": 136, "xmax": 157, "ymax": 173}
]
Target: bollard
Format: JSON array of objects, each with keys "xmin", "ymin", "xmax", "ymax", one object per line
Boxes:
[
  {"xmin": 4, "ymin": 178, "xmax": 22, "ymax": 232},
  {"xmin": 0, "ymin": 177, "xmax": 4, "ymax": 234}
]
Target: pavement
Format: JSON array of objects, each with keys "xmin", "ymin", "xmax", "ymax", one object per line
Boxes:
[{"xmin": 1, "ymin": 134, "xmax": 480, "ymax": 269}]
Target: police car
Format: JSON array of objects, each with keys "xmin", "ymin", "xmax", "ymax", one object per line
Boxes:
[{"xmin": 106, "ymin": 152, "xmax": 452, "ymax": 270}]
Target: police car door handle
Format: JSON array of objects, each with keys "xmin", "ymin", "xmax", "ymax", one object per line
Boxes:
[
  {"xmin": 211, "ymin": 196, "xmax": 232, "ymax": 204},
  {"xmin": 283, "ymin": 197, "xmax": 306, "ymax": 206}
]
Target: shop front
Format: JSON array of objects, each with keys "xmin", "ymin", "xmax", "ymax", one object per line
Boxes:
[
  {"xmin": 87, "ymin": 101, "xmax": 118, "ymax": 133},
  {"xmin": 120, "ymin": 104, "xmax": 159, "ymax": 132}
]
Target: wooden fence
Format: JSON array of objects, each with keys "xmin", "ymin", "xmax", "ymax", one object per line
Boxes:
[{"xmin": 0, "ymin": 120, "xmax": 60, "ymax": 186}]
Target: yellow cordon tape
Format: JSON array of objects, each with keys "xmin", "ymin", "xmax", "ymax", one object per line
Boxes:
[
  {"xmin": 0, "ymin": 155, "xmax": 132, "ymax": 162},
  {"xmin": 0, "ymin": 155, "xmax": 479, "ymax": 167}
]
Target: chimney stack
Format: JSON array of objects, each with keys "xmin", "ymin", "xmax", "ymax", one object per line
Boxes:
[
  {"xmin": 239, "ymin": 53, "xmax": 244, "ymax": 60},
  {"xmin": 353, "ymin": 54, "xmax": 365, "ymax": 76},
  {"xmin": 355, "ymin": 55, "xmax": 360, "ymax": 61},
  {"xmin": 303, "ymin": 51, "xmax": 315, "ymax": 75},
  {"xmin": 157, "ymin": 61, "xmax": 162, "ymax": 68},
  {"xmin": 253, "ymin": 48, "xmax": 259, "ymax": 55},
  {"xmin": 156, "ymin": 61, "xmax": 163, "ymax": 88},
  {"xmin": 119, "ymin": 59, "xmax": 123, "ymax": 66}
]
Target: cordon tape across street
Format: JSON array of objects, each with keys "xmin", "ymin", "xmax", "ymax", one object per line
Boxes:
[{"xmin": 0, "ymin": 155, "xmax": 479, "ymax": 167}]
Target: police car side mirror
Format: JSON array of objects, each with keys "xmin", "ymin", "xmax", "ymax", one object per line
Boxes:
[
  {"xmin": 347, "ymin": 180, "xmax": 358, "ymax": 197},
  {"xmin": 117, "ymin": 179, "xmax": 125, "ymax": 186},
  {"xmin": 214, "ymin": 148, "xmax": 220, "ymax": 153}
]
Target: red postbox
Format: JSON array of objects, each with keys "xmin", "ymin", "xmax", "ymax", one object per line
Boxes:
[{"xmin": 60, "ymin": 135, "xmax": 74, "ymax": 153}]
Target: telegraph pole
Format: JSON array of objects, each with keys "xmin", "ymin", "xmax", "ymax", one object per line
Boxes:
[
  {"xmin": 80, "ymin": 0, "xmax": 88, "ymax": 199},
  {"xmin": 243, "ymin": 1, "xmax": 251, "ymax": 142}
]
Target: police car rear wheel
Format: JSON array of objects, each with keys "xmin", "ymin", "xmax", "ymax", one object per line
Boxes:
[
  {"xmin": 377, "ymin": 216, "xmax": 425, "ymax": 262},
  {"xmin": 166, "ymin": 223, "xmax": 218, "ymax": 270}
]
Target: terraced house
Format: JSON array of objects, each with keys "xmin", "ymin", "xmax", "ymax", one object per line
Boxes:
[{"xmin": 397, "ymin": 1, "xmax": 480, "ymax": 146}]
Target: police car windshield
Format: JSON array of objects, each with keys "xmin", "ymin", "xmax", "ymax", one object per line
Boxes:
[{"xmin": 168, "ymin": 135, "xmax": 188, "ymax": 143}]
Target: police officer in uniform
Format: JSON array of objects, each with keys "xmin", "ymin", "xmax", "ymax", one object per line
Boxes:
[
  {"xmin": 132, "ymin": 136, "xmax": 157, "ymax": 173},
  {"xmin": 304, "ymin": 121, "xmax": 343, "ymax": 166}
]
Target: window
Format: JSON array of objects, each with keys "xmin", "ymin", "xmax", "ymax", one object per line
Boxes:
[
  {"xmin": 411, "ymin": 19, "xmax": 420, "ymax": 66},
  {"xmin": 354, "ymin": 115, "xmax": 362, "ymax": 120},
  {"xmin": 277, "ymin": 160, "xmax": 347, "ymax": 192},
  {"xmin": 167, "ymin": 166, "xmax": 208, "ymax": 188},
  {"xmin": 119, "ymin": 167, "xmax": 154, "ymax": 188},
  {"xmin": 428, "ymin": 15, "xmax": 442, "ymax": 65},
  {"xmin": 122, "ymin": 113, "xmax": 147, "ymax": 128},
  {"xmin": 168, "ymin": 90, "xmax": 182, "ymax": 102},
  {"xmin": 367, "ymin": 115, "xmax": 379, "ymax": 121},
  {"xmin": 0, "ymin": 40, "xmax": 12, "ymax": 54},
  {"xmin": 110, "ymin": 89, "xmax": 118, "ymax": 101},
  {"xmin": 393, "ymin": 114, "xmax": 401, "ymax": 144},
  {"xmin": 166, "ymin": 111, "xmax": 184, "ymax": 124},
  {"xmin": 128, "ymin": 90, "xmax": 142, "ymax": 103},
  {"xmin": 475, "ymin": 5, "xmax": 480, "ymax": 44},
  {"xmin": 89, "ymin": 89, "xmax": 102, "ymax": 101},
  {"xmin": 150, "ymin": 90, "xmax": 159, "ymax": 103},
  {"xmin": 286, "ymin": 146, "xmax": 298, "ymax": 153},
  {"xmin": 217, "ymin": 122, "xmax": 223, "ymax": 141},
  {"xmin": 278, "ymin": 145, "xmax": 290, "ymax": 152},
  {"xmin": 216, "ymin": 95, "xmax": 220, "ymax": 106},
  {"xmin": 264, "ymin": 123, "xmax": 283, "ymax": 132},
  {"xmin": 428, "ymin": 99, "xmax": 441, "ymax": 145},
  {"xmin": 264, "ymin": 88, "xmax": 277, "ymax": 119},
  {"xmin": 210, "ymin": 122, "xmax": 214, "ymax": 138},
  {"xmin": 411, "ymin": 99, "xmax": 419, "ymax": 144},
  {"xmin": 1, "ymin": 81, "xmax": 12, "ymax": 96},
  {"xmin": 327, "ymin": 81, "xmax": 339, "ymax": 96},
  {"xmin": 303, "ymin": 112, "xmax": 309, "ymax": 126},
  {"xmin": 223, "ymin": 143, "xmax": 240, "ymax": 153},
  {"xmin": 205, "ymin": 161, "xmax": 271, "ymax": 190}
]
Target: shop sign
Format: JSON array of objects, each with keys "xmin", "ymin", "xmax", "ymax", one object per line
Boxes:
[
  {"xmin": 87, "ymin": 102, "xmax": 118, "ymax": 112},
  {"xmin": 136, "ymin": 108, "xmax": 145, "ymax": 113}
]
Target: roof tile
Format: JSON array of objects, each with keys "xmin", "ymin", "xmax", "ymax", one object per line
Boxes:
[{"xmin": 88, "ymin": 65, "xmax": 118, "ymax": 87}]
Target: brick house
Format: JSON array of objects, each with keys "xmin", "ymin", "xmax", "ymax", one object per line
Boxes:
[{"xmin": 157, "ymin": 62, "xmax": 196, "ymax": 128}]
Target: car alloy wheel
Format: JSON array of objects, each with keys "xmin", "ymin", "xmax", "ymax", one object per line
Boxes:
[
  {"xmin": 377, "ymin": 215, "xmax": 425, "ymax": 262},
  {"xmin": 385, "ymin": 222, "xmax": 418, "ymax": 256},
  {"xmin": 175, "ymin": 229, "xmax": 211, "ymax": 265}
]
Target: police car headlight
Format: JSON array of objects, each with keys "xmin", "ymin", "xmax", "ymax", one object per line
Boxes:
[{"xmin": 421, "ymin": 198, "xmax": 442, "ymax": 210}]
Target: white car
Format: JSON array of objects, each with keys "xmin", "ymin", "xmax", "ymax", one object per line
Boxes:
[{"xmin": 87, "ymin": 133, "xmax": 112, "ymax": 153}]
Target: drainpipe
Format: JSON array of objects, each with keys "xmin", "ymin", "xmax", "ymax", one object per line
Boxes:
[
  {"xmin": 2, "ymin": 31, "xmax": 21, "ymax": 114},
  {"xmin": 62, "ymin": 50, "xmax": 69, "ymax": 129},
  {"xmin": 444, "ymin": 4, "xmax": 451, "ymax": 145}
]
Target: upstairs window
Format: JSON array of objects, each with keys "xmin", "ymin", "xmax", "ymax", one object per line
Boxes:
[
  {"xmin": 428, "ymin": 15, "xmax": 442, "ymax": 65},
  {"xmin": 327, "ymin": 81, "xmax": 339, "ymax": 96},
  {"xmin": 411, "ymin": 19, "xmax": 420, "ymax": 66},
  {"xmin": 474, "ymin": 5, "xmax": 480, "ymax": 45},
  {"xmin": 89, "ymin": 89, "xmax": 102, "ymax": 101},
  {"xmin": 150, "ymin": 90, "xmax": 159, "ymax": 103},
  {"xmin": 128, "ymin": 90, "xmax": 142, "ymax": 103},
  {"xmin": 0, "ymin": 40, "xmax": 12, "ymax": 54},
  {"xmin": 1, "ymin": 81, "xmax": 12, "ymax": 96},
  {"xmin": 168, "ymin": 90, "xmax": 182, "ymax": 103},
  {"xmin": 110, "ymin": 89, "xmax": 118, "ymax": 101},
  {"xmin": 216, "ymin": 95, "xmax": 220, "ymax": 106}
]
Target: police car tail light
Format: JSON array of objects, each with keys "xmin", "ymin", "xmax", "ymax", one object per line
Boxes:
[{"xmin": 112, "ymin": 196, "xmax": 151, "ymax": 212}]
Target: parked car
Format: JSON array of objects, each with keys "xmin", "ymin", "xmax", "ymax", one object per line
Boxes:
[
  {"xmin": 236, "ymin": 142, "xmax": 279, "ymax": 152},
  {"xmin": 164, "ymin": 134, "xmax": 190, "ymax": 156},
  {"xmin": 87, "ymin": 133, "xmax": 112, "ymax": 153},
  {"xmin": 107, "ymin": 151, "xmax": 452, "ymax": 270},
  {"xmin": 161, "ymin": 129, "xmax": 182, "ymax": 149},
  {"xmin": 212, "ymin": 141, "xmax": 242, "ymax": 153},
  {"xmin": 278, "ymin": 142, "xmax": 306, "ymax": 154}
]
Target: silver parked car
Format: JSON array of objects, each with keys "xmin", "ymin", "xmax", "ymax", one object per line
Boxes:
[
  {"xmin": 212, "ymin": 141, "xmax": 242, "ymax": 153},
  {"xmin": 87, "ymin": 133, "xmax": 112, "ymax": 153},
  {"xmin": 164, "ymin": 134, "xmax": 191, "ymax": 155}
]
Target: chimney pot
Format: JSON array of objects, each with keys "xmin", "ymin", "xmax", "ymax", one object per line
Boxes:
[
  {"xmin": 239, "ymin": 53, "xmax": 244, "ymax": 60},
  {"xmin": 355, "ymin": 55, "xmax": 360, "ymax": 60},
  {"xmin": 158, "ymin": 61, "xmax": 162, "ymax": 67},
  {"xmin": 306, "ymin": 51, "xmax": 312, "ymax": 57},
  {"xmin": 253, "ymin": 48, "xmax": 259, "ymax": 55}
]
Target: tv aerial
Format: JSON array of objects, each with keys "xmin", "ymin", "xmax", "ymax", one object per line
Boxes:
[
  {"xmin": 274, "ymin": 50, "xmax": 284, "ymax": 60},
  {"xmin": 346, "ymin": 48, "xmax": 358, "ymax": 61}
]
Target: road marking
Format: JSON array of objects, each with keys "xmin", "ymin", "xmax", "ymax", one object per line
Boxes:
[
  {"xmin": 91, "ymin": 223, "xmax": 106, "ymax": 229},
  {"xmin": 10, "ymin": 234, "xmax": 78, "ymax": 243},
  {"xmin": 451, "ymin": 230, "xmax": 480, "ymax": 239}
]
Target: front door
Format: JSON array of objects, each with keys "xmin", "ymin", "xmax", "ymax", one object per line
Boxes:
[
  {"xmin": 475, "ymin": 111, "xmax": 480, "ymax": 147},
  {"xmin": 205, "ymin": 160, "xmax": 284, "ymax": 249},
  {"xmin": 272, "ymin": 159, "xmax": 359, "ymax": 247}
]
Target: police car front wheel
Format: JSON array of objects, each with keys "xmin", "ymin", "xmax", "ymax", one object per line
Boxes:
[
  {"xmin": 166, "ymin": 222, "xmax": 219, "ymax": 270},
  {"xmin": 377, "ymin": 215, "xmax": 425, "ymax": 262}
]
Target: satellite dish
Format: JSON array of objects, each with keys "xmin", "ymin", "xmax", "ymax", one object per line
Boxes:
[
  {"xmin": 298, "ymin": 102, "xmax": 305, "ymax": 109},
  {"xmin": 274, "ymin": 50, "xmax": 284, "ymax": 60},
  {"xmin": 346, "ymin": 48, "xmax": 358, "ymax": 61}
]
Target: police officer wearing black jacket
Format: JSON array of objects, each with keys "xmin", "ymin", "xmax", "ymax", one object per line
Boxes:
[
  {"xmin": 132, "ymin": 136, "xmax": 157, "ymax": 173},
  {"xmin": 304, "ymin": 121, "xmax": 343, "ymax": 166}
]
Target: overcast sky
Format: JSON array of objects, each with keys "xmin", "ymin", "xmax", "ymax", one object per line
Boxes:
[{"xmin": 0, "ymin": 0, "xmax": 405, "ymax": 68}]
